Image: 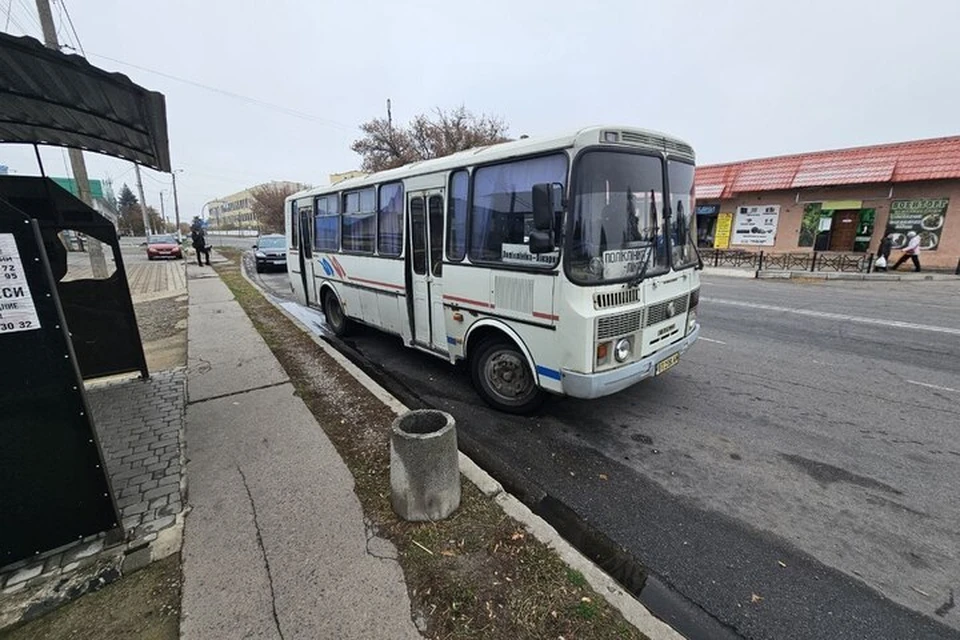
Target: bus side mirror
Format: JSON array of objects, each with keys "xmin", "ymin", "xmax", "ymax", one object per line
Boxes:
[
  {"xmin": 532, "ymin": 183, "xmax": 554, "ymax": 231},
  {"xmin": 529, "ymin": 230, "xmax": 554, "ymax": 254}
]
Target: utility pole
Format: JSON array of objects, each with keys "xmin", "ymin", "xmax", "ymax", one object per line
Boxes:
[
  {"xmin": 171, "ymin": 170, "xmax": 182, "ymax": 239},
  {"xmin": 35, "ymin": 0, "xmax": 108, "ymax": 278},
  {"xmin": 134, "ymin": 164, "xmax": 151, "ymax": 236},
  {"xmin": 159, "ymin": 191, "xmax": 166, "ymax": 231},
  {"xmin": 386, "ymin": 98, "xmax": 392, "ymax": 129}
]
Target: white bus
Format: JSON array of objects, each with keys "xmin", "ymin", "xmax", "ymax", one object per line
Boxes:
[{"xmin": 285, "ymin": 125, "xmax": 701, "ymax": 413}]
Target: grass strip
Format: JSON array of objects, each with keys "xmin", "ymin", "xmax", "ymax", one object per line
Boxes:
[{"xmin": 215, "ymin": 249, "xmax": 647, "ymax": 640}]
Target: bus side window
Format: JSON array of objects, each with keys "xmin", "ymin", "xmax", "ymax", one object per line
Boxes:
[
  {"xmin": 447, "ymin": 171, "xmax": 468, "ymax": 261},
  {"xmin": 378, "ymin": 183, "xmax": 404, "ymax": 256},
  {"xmin": 290, "ymin": 201, "xmax": 299, "ymax": 249},
  {"xmin": 469, "ymin": 154, "xmax": 566, "ymax": 266},
  {"xmin": 314, "ymin": 195, "xmax": 340, "ymax": 251}
]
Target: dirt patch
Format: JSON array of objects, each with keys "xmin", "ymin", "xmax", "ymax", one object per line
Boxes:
[
  {"xmin": 0, "ymin": 554, "xmax": 180, "ymax": 640},
  {"xmin": 135, "ymin": 295, "xmax": 188, "ymax": 371},
  {"xmin": 135, "ymin": 296, "xmax": 188, "ymax": 342},
  {"xmin": 214, "ymin": 249, "xmax": 648, "ymax": 640}
]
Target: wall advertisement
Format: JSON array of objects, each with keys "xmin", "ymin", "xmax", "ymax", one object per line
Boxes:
[
  {"xmin": 732, "ymin": 205, "xmax": 780, "ymax": 246},
  {"xmin": 885, "ymin": 198, "xmax": 948, "ymax": 251},
  {"xmin": 713, "ymin": 212, "xmax": 733, "ymax": 248}
]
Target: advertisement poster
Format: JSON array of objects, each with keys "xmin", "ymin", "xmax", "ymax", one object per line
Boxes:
[
  {"xmin": 713, "ymin": 212, "xmax": 733, "ymax": 248},
  {"xmin": 0, "ymin": 233, "xmax": 41, "ymax": 334},
  {"xmin": 732, "ymin": 205, "xmax": 780, "ymax": 246},
  {"xmin": 885, "ymin": 198, "xmax": 948, "ymax": 251}
]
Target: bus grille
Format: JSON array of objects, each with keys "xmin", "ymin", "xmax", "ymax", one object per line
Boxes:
[
  {"xmin": 594, "ymin": 288, "xmax": 640, "ymax": 310},
  {"xmin": 645, "ymin": 294, "xmax": 689, "ymax": 327},
  {"xmin": 620, "ymin": 131, "xmax": 695, "ymax": 159},
  {"xmin": 597, "ymin": 310, "xmax": 643, "ymax": 340}
]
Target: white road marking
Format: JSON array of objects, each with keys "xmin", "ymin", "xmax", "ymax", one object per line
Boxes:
[
  {"xmin": 699, "ymin": 337, "xmax": 727, "ymax": 345},
  {"xmin": 703, "ymin": 297, "xmax": 960, "ymax": 336},
  {"xmin": 906, "ymin": 380, "xmax": 959, "ymax": 394}
]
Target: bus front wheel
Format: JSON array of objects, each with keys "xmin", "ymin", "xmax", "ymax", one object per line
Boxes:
[
  {"xmin": 470, "ymin": 338, "xmax": 545, "ymax": 415},
  {"xmin": 323, "ymin": 291, "xmax": 351, "ymax": 337}
]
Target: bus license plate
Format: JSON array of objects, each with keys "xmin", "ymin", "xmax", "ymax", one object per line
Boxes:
[{"xmin": 655, "ymin": 353, "xmax": 680, "ymax": 376}]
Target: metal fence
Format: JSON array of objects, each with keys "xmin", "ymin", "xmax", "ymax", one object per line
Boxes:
[{"xmin": 701, "ymin": 249, "xmax": 874, "ymax": 273}]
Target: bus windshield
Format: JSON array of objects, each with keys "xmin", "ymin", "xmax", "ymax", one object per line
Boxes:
[
  {"xmin": 667, "ymin": 160, "xmax": 699, "ymax": 270},
  {"xmin": 567, "ymin": 151, "xmax": 668, "ymax": 285}
]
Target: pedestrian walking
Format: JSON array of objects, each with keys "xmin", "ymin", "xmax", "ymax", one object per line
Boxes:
[
  {"xmin": 874, "ymin": 234, "xmax": 893, "ymax": 271},
  {"xmin": 191, "ymin": 224, "xmax": 212, "ymax": 266},
  {"xmin": 891, "ymin": 231, "xmax": 921, "ymax": 272}
]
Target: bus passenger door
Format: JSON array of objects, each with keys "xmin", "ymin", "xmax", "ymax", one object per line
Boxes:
[
  {"xmin": 426, "ymin": 194, "xmax": 447, "ymax": 350},
  {"xmin": 289, "ymin": 201, "xmax": 308, "ymax": 306},
  {"xmin": 298, "ymin": 204, "xmax": 315, "ymax": 306},
  {"xmin": 406, "ymin": 191, "xmax": 446, "ymax": 351}
]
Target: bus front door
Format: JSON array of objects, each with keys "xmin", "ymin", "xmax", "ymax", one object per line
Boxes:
[
  {"xmin": 297, "ymin": 204, "xmax": 315, "ymax": 307},
  {"xmin": 406, "ymin": 191, "xmax": 446, "ymax": 351}
]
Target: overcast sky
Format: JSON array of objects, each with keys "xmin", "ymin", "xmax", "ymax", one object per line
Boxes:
[{"xmin": 2, "ymin": 0, "xmax": 959, "ymax": 223}]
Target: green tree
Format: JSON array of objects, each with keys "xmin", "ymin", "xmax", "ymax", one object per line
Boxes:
[
  {"xmin": 116, "ymin": 183, "xmax": 143, "ymax": 236},
  {"xmin": 352, "ymin": 106, "xmax": 511, "ymax": 172}
]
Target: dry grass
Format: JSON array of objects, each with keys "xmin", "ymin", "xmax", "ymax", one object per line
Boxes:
[{"xmin": 215, "ymin": 249, "xmax": 647, "ymax": 640}]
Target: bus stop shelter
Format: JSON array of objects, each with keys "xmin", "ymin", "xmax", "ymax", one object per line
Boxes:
[{"xmin": 0, "ymin": 31, "xmax": 170, "ymax": 565}]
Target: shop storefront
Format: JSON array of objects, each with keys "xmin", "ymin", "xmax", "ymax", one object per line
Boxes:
[
  {"xmin": 695, "ymin": 203, "xmax": 720, "ymax": 247},
  {"xmin": 695, "ymin": 136, "xmax": 960, "ymax": 269}
]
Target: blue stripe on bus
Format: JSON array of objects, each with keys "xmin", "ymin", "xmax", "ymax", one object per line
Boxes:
[{"xmin": 536, "ymin": 365, "xmax": 562, "ymax": 381}]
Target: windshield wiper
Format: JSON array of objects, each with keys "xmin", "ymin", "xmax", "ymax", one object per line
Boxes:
[
  {"xmin": 626, "ymin": 189, "xmax": 659, "ymax": 287},
  {"xmin": 627, "ymin": 248, "xmax": 651, "ymax": 288}
]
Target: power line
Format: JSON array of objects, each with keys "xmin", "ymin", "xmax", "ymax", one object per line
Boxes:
[
  {"xmin": 56, "ymin": 0, "xmax": 83, "ymax": 56},
  {"xmin": 14, "ymin": 0, "xmax": 40, "ymax": 29},
  {"xmin": 4, "ymin": 0, "xmax": 34, "ymax": 35},
  {"xmin": 84, "ymin": 51, "xmax": 357, "ymax": 131}
]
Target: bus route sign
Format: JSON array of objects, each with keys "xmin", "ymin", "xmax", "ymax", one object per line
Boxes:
[{"xmin": 0, "ymin": 233, "xmax": 41, "ymax": 334}]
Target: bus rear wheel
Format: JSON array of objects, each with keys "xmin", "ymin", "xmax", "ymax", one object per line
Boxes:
[
  {"xmin": 322, "ymin": 291, "xmax": 351, "ymax": 337},
  {"xmin": 470, "ymin": 338, "xmax": 545, "ymax": 414}
]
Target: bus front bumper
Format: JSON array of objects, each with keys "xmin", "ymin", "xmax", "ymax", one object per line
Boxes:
[{"xmin": 560, "ymin": 324, "xmax": 700, "ymax": 400}]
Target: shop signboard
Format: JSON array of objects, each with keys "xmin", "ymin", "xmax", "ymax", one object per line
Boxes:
[
  {"xmin": 732, "ymin": 205, "xmax": 779, "ymax": 246},
  {"xmin": 696, "ymin": 204, "xmax": 720, "ymax": 216},
  {"xmin": 885, "ymin": 198, "xmax": 948, "ymax": 251},
  {"xmin": 713, "ymin": 212, "xmax": 733, "ymax": 248}
]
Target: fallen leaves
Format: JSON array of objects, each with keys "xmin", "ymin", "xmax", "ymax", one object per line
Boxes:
[
  {"xmin": 598, "ymin": 473, "xmax": 608, "ymax": 481},
  {"xmin": 751, "ymin": 593, "xmax": 764, "ymax": 604}
]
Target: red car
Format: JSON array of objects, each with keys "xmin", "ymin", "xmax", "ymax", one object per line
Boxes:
[{"xmin": 146, "ymin": 234, "xmax": 183, "ymax": 260}]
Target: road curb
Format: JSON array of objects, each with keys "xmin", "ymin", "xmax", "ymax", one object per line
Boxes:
[{"xmin": 236, "ymin": 254, "xmax": 686, "ymax": 640}]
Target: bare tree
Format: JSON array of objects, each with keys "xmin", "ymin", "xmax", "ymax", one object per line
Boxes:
[
  {"xmin": 352, "ymin": 106, "xmax": 511, "ymax": 172},
  {"xmin": 250, "ymin": 182, "xmax": 306, "ymax": 233}
]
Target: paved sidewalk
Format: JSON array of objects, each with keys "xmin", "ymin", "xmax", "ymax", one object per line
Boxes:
[
  {"xmin": 180, "ymin": 262, "xmax": 421, "ymax": 639},
  {"xmin": 62, "ymin": 250, "xmax": 187, "ymax": 302}
]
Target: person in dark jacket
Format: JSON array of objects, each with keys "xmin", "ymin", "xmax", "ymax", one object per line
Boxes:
[
  {"xmin": 875, "ymin": 234, "xmax": 893, "ymax": 271},
  {"xmin": 191, "ymin": 225, "xmax": 211, "ymax": 266}
]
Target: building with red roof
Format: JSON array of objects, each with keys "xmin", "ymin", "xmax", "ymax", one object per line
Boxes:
[{"xmin": 694, "ymin": 136, "xmax": 960, "ymax": 269}]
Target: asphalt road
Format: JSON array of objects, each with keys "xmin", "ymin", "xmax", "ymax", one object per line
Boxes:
[{"xmin": 252, "ymin": 260, "xmax": 960, "ymax": 640}]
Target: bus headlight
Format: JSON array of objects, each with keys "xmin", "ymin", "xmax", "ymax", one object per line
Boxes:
[
  {"xmin": 687, "ymin": 308, "xmax": 697, "ymax": 333},
  {"xmin": 614, "ymin": 337, "xmax": 632, "ymax": 362}
]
